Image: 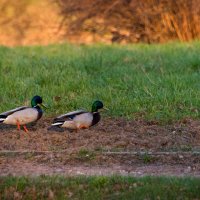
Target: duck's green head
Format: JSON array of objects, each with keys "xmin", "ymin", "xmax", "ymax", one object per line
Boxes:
[
  {"xmin": 31, "ymin": 95, "xmax": 46, "ymax": 108},
  {"xmin": 92, "ymin": 100, "xmax": 104, "ymax": 112}
]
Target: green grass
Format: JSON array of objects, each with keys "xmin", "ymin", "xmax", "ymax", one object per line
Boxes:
[
  {"xmin": 0, "ymin": 176, "xmax": 200, "ymax": 199},
  {"xmin": 0, "ymin": 42, "xmax": 199, "ymax": 122},
  {"xmin": 77, "ymin": 149, "xmax": 96, "ymax": 161}
]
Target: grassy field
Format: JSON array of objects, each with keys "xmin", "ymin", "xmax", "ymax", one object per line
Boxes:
[
  {"xmin": 0, "ymin": 42, "xmax": 199, "ymax": 122},
  {"xmin": 0, "ymin": 42, "xmax": 200, "ymax": 198},
  {"xmin": 0, "ymin": 176, "xmax": 200, "ymax": 199}
]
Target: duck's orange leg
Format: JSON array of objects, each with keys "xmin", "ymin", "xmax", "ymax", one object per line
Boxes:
[
  {"xmin": 23, "ymin": 125, "xmax": 29, "ymax": 132},
  {"xmin": 23, "ymin": 125, "xmax": 31, "ymax": 136},
  {"xmin": 16, "ymin": 121, "xmax": 21, "ymax": 131},
  {"xmin": 78, "ymin": 125, "xmax": 89, "ymax": 129}
]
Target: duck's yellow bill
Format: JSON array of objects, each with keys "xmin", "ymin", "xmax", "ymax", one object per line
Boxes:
[{"xmin": 40, "ymin": 103, "xmax": 48, "ymax": 109}]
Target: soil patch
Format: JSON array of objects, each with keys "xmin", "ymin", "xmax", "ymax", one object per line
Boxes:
[{"xmin": 0, "ymin": 118, "xmax": 200, "ymax": 176}]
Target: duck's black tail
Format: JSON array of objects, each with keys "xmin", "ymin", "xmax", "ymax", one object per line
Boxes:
[
  {"xmin": 51, "ymin": 121, "xmax": 64, "ymax": 127},
  {"xmin": 0, "ymin": 115, "xmax": 6, "ymax": 123}
]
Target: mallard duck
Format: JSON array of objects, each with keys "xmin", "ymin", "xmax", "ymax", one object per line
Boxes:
[
  {"xmin": 0, "ymin": 95, "xmax": 46, "ymax": 132},
  {"xmin": 51, "ymin": 100, "xmax": 106, "ymax": 130}
]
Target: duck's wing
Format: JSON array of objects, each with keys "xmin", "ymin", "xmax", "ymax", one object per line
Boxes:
[
  {"xmin": 0, "ymin": 106, "xmax": 29, "ymax": 118},
  {"xmin": 54, "ymin": 109, "xmax": 87, "ymax": 121}
]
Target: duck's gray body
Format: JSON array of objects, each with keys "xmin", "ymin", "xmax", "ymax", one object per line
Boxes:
[
  {"xmin": 52, "ymin": 109, "xmax": 100, "ymax": 129},
  {"xmin": 0, "ymin": 106, "xmax": 42, "ymax": 125}
]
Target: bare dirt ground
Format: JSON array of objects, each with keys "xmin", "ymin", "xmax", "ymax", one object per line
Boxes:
[{"xmin": 0, "ymin": 118, "xmax": 200, "ymax": 177}]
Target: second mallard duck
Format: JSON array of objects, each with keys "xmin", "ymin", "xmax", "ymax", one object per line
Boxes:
[{"xmin": 51, "ymin": 100, "xmax": 106, "ymax": 130}]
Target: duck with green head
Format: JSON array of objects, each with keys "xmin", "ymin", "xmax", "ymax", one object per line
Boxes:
[
  {"xmin": 0, "ymin": 95, "xmax": 46, "ymax": 132},
  {"xmin": 51, "ymin": 100, "xmax": 107, "ymax": 130}
]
